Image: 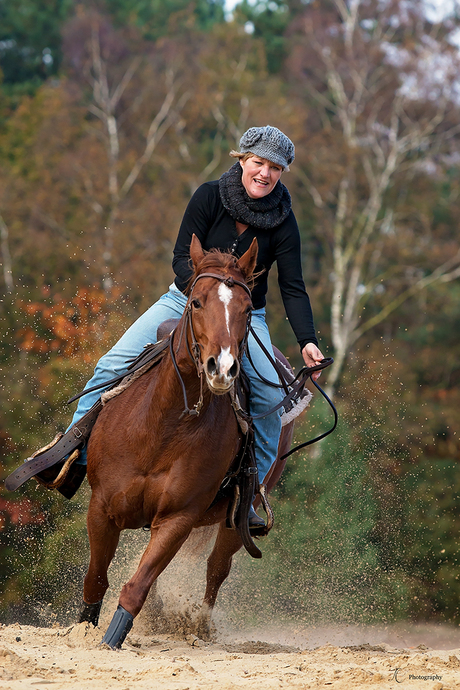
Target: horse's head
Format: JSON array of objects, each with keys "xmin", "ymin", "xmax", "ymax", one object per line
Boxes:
[{"xmin": 187, "ymin": 234, "xmax": 258, "ymax": 394}]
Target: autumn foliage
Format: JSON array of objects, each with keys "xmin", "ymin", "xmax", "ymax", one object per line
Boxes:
[
  {"xmin": 0, "ymin": 0, "xmax": 459, "ymax": 624},
  {"xmin": 17, "ymin": 287, "xmax": 121, "ymax": 361}
]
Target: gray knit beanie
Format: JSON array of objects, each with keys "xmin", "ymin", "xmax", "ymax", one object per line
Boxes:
[{"xmin": 238, "ymin": 125, "xmax": 295, "ymax": 169}]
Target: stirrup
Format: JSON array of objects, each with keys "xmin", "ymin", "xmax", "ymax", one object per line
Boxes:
[
  {"xmin": 249, "ymin": 485, "xmax": 274, "ymax": 537},
  {"xmin": 34, "ymin": 447, "xmax": 80, "ymax": 490}
]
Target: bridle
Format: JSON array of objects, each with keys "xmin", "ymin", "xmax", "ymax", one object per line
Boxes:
[{"xmin": 170, "ymin": 271, "xmax": 253, "ymax": 418}]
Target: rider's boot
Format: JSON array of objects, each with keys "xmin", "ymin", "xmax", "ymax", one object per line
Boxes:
[{"xmin": 248, "ymin": 505, "xmax": 265, "ymax": 530}]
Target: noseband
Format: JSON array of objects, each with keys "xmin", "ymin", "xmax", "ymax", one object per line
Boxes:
[{"xmin": 170, "ymin": 271, "xmax": 253, "ymax": 418}]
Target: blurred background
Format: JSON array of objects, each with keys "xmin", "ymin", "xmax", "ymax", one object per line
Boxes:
[{"xmin": 0, "ymin": 0, "xmax": 459, "ymax": 630}]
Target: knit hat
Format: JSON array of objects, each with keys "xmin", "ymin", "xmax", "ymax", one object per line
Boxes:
[{"xmin": 238, "ymin": 125, "xmax": 295, "ymax": 169}]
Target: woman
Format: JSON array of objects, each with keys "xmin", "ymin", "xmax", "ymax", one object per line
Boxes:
[{"xmin": 70, "ymin": 125, "xmax": 324, "ymax": 526}]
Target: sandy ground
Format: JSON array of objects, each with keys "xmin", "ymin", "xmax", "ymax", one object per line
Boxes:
[
  {"xmin": 2, "ymin": 529, "xmax": 460, "ymax": 689},
  {"xmin": 1, "ymin": 618, "xmax": 460, "ymax": 690}
]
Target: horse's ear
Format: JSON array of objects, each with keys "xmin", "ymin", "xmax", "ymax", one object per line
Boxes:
[
  {"xmin": 190, "ymin": 234, "xmax": 204, "ymax": 268},
  {"xmin": 236, "ymin": 238, "xmax": 258, "ymax": 279}
]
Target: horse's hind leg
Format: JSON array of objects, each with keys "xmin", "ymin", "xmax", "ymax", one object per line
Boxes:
[
  {"xmin": 79, "ymin": 494, "xmax": 120, "ymax": 627},
  {"xmin": 198, "ymin": 522, "xmax": 243, "ymax": 638}
]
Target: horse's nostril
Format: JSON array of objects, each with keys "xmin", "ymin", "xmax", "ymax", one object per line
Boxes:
[
  {"xmin": 229, "ymin": 361, "xmax": 239, "ymax": 379},
  {"xmin": 207, "ymin": 357, "xmax": 217, "ymax": 376}
]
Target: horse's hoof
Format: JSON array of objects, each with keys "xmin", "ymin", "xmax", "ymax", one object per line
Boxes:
[
  {"xmin": 101, "ymin": 605, "xmax": 134, "ymax": 649},
  {"xmin": 194, "ymin": 618, "xmax": 216, "ymax": 641},
  {"xmin": 78, "ymin": 599, "xmax": 103, "ymax": 627}
]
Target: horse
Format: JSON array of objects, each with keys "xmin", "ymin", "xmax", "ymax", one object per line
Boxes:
[{"xmin": 78, "ymin": 234, "xmax": 297, "ymax": 648}]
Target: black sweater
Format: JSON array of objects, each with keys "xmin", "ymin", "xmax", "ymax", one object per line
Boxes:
[{"xmin": 172, "ymin": 180, "xmax": 318, "ymax": 349}]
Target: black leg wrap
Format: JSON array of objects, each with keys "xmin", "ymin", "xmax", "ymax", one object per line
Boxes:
[
  {"xmin": 78, "ymin": 599, "xmax": 103, "ymax": 627},
  {"xmin": 101, "ymin": 606, "xmax": 134, "ymax": 649}
]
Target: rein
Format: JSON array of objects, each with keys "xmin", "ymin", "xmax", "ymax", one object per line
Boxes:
[
  {"xmin": 170, "ymin": 271, "xmax": 338, "ymax": 456},
  {"xmin": 280, "ymin": 378, "xmax": 338, "ymax": 460},
  {"xmin": 247, "ymin": 325, "xmax": 338, "ymax": 457}
]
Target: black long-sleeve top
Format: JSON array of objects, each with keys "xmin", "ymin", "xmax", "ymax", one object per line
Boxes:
[{"xmin": 172, "ymin": 180, "xmax": 318, "ymax": 349}]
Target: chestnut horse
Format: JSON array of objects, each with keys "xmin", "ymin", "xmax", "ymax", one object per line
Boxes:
[{"xmin": 78, "ymin": 235, "xmax": 295, "ymax": 648}]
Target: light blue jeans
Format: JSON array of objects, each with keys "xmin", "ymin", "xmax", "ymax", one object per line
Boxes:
[{"xmin": 70, "ymin": 283, "xmax": 283, "ymax": 483}]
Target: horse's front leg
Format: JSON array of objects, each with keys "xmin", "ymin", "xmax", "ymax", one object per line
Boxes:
[
  {"xmin": 79, "ymin": 493, "xmax": 121, "ymax": 627},
  {"xmin": 102, "ymin": 513, "xmax": 197, "ymax": 648}
]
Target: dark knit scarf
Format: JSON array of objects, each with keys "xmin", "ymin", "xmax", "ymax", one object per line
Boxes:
[{"xmin": 219, "ymin": 162, "xmax": 292, "ymax": 229}]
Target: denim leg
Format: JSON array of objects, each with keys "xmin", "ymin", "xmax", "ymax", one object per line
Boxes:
[
  {"xmin": 242, "ymin": 309, "xmax": 283, "ymax": 484},
  {"xmin": 69, "ymin": 284, "xmax": 188, "ymax": 436}
]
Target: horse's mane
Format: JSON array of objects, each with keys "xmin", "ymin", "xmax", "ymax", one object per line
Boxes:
[{"xmin": 186, "ymin": 248, "xmax": 255, "ymax": 294}]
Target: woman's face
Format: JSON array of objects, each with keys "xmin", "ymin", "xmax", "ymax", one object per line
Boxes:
[{"xmin": 240, "ymin": 156, "xmax": 283, "ymax": 199}]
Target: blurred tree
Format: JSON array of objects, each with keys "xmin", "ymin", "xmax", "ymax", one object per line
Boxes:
[
  {"xmin": 235, "ymin": 0, "xmax": 293, "ymax": 73},
  {"xmin": 106, "ymin": 0, "xmax": 226, "ymax": 38},
  {"xmin": 0, "ymin": 8, "xmax": 288, "ymax": 303},
  {"xmin": 1, "ymin": 0, "xmax": 460, "ymax": 626},
  {"xmin": 286, "ymin": 0, "xmax": 460, "ymax": 393},
  {"xmin": 0, "ymin": 0, "xmax": 73, "ymax": 95},
  {"xmin": 61, "ymin": 11, "xmax": 193, "ymax": 291},
  {"xmin": 169, "ymin": 20, "xmax": 279, "ymax": 193}
]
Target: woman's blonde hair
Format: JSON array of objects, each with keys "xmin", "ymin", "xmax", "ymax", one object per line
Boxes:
[
  {"xmin": 229, "ymin": 150, "xmax": 255, "ymax": 162},
  {"xmin": 229, "ymin": 150, "xmax": 288, "ymax": 171}
]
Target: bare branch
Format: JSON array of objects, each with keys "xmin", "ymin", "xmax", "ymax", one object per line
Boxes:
[
  {"xmin": 120, "ymin": 87, "xmax": 190, "ymax": 199},
  {"xmin": 109, "ymin": 57, "xmax": 142, "ymax": 112},
  {"xmin": 334, "ymin": 0, "xmax": 361, "ymax": 52},
  {"xmin": 291, "ymin": 167, "xmax": 324, "ymax": 208}
]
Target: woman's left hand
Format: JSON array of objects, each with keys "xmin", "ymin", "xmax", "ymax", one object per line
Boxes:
[{"xmin": 302, "ymin": 343, "xmax": 324, "ymax": 382}]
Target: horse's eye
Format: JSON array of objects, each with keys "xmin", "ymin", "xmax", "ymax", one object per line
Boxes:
[
  {"xmin": 192, "ymin": 298, "xmax": 201, "ymax": 309},
  {"xmin": 245, "ymin": 305, "xmax": 253, "ymax": 315}
]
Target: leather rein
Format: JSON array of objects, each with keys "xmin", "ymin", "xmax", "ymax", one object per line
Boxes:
[
  {"xmin": 169, "ymin": 270, "xmax": 338, "ymax": 457},
  {"xmin": 246, "ymin": 326, "xmax": 338, "ymax": 459}
]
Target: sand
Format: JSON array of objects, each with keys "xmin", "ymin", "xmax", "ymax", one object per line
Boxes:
[
  {"xmin": 2, "ymin": 528, "xmax": 459, "ymax": 689},
  {"xmin": 0, "ymin": 618, "xmax": 459, "ymax": 689}
]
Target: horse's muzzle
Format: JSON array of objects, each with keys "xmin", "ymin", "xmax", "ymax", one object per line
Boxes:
[{"xmin": 205, "ymin": 350, "xmax": 240, "ymax": 394}]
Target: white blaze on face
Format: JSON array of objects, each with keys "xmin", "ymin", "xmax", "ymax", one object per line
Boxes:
[
  {"xmin": 218, "ymin": 346, "xmax": 234, "ymax": 378},
  {"xmin": 217, "ymin": 282, "xmax": 234, "ymax": 378},
  {"xmin": 218, "ymin": 282, "xmax": 233, "ymax": 335}
]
